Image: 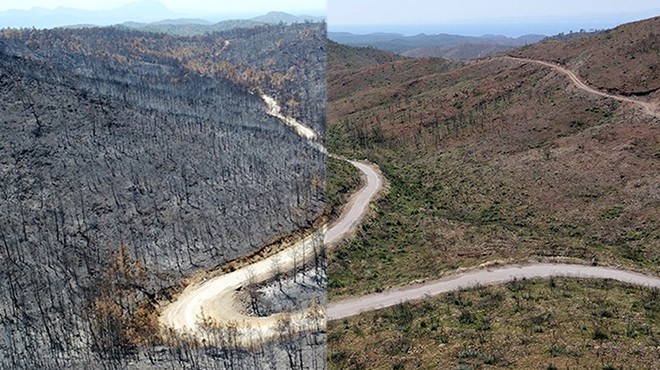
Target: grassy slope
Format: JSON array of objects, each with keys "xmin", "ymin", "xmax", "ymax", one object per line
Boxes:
[
  {"xmin": 326, "ymin": 156, "xmax": 363, "ymax": 221},
  {"xmin": 328, "ymin": 30, "xmax": 659, "ymax": 298},
  {"xmin": 329, "ymin": 278, "xmax": 659, "ymax": 369}
]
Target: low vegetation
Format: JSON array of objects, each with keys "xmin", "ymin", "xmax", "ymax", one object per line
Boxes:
[
  {"xmin": 328, "ymin": 44, "xmax": 659, "ymax": 299},
  {"xmin": 325, "ymin": 156, "xmax": 363, "ymax": 221},
  {"xmin": 329, "ymin": 278, "xmax": 659, "ymax": 369},
  {"xmin": 510, "ymin": 16, "xmax": 660, "ymax": 95}
]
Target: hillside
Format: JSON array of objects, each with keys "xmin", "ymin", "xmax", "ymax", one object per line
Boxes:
[
  {"xmin": 328, "ymin": 31, "xmax": 545, "ymax": 61},
  {"xmin": 0, "ymin": 23, "xmax": 325, "ymax": 369},
  {"xmin": 329, "ymin": 47, "xmax": 457, "ymax": 103},
  {"xmin": 328, "ymin": 41, "xmax": 406, "ymax": 72},
  {"xmin": 327, "ymin": 16, "xmax": 659, "ymax": 370},
  {"xmin": 328, "ymin": 20, "xmax": 659, "ymax": 297},
  {"xmin": 401, "ymin": 42, "xmax": 513, "ymax": 60},
  {"xmin": 329, "ymin": 278, "xmax": 659, "ymax": 369},
  {"xmin": 509, "ymin": 16, "xmax": 660, "ymax": 95}
]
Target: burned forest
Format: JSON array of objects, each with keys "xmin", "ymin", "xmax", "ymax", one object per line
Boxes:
[{"xmin": 0, "ymin": 22, "xmax": 326, "ymax": 369}]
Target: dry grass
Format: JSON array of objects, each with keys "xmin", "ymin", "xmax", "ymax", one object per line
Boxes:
[
  {"xmin": 509, "ymin": 16, "xmax": 660, "ymax": 95},
  {"xmin": 328, "ymin": 51, "xmax": 659, "ymax": 298},
  {"xmin": 329, "ymin": 278, "xmax": 659, "ymax": 370}
]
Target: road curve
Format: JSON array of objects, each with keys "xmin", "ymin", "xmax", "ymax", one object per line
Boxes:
[
  {"xmin": 325, "ymin": 158, "xmax": 383, "ymax": 246},
  {"xmin": 327, "ymin": 263, "xmax": 660, "ymax": 320},
  {"xmin": 159, "ymin": 231, "xmax": 325, "ymax": 345},
  {"xmin": 158, "ymin": 96, "xmax": 383, "ymax": 345},
  {"xmin": 503, "ymin": 56, "xmax": 659, "ymax": 118},
  {"xmin": 159, "ymin": 158, "xmax": 382, "ymax": 344}
]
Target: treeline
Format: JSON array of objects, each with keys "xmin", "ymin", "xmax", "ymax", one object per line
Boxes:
[{"xmin": 0, "ymin": 24, "xmax": 325, "ymax": 368}]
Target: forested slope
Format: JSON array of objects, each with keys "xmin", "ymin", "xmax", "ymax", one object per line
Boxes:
[{"xmin": 0, "ymin": 23, "xmax": 325, "ymax": 369}]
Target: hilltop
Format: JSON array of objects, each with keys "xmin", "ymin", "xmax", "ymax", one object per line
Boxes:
[
  {"xmin": 0, "ymin": 1, "xmax": 324, "ymax": 30},
  {"xmin": 120, "ymin": 11, "xmax": 325, "ymax": 36},
  {"xmin": 328, "ymin": 31, "xmax": 545, "ymax": 61},
  {"xmin": 328, "ymin": 40, "xmax": 406, "ymax": 72}
]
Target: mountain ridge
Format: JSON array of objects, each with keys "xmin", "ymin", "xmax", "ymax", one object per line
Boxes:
[
  {"xmin": 328, "ymin": 31, "xmax": 546, "ymax": 61},
  {"xmin": 0, "ymin": 1, "xmax": 324, "ymax": 29}
]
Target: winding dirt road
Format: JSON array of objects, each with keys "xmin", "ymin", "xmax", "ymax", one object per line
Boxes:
[
  {"xmin": 326, "ymin": 57, "xmax": 660, "ymax": 321},
  {"xmin": 158, "ymin": 157, "xmax": 384, "ymax": 344},
  {"xmin": 159, "ymin": 230, "xmax": 326, "ymax": 345},
  {"xmin": 160, "ymin": 56, "xmax": 659, "ymax": 343},
  {"xmin": 323, "ymin": 161, "xmax": 660, "ymax": 322},
  {"xmin": 503, "ymin": 56, "xmax": 659, "ymax": 118},
  {"xmin": 159, "ymin": 95, "xmax": 327, "ymax": 345},
  {"xmin": 323, "ymin": 160, "xmax": 660, "ymax": 320},
  {"xmin": 158, "ymin": 98, "xmax": 383, "ymax": 346},
  {"xmin": 328, "ymin": 264, "xmax": 660, "ymax": 320},
  {"xmin": 325, "ymin": 158, "xmax": 383, "ymax": 246}
]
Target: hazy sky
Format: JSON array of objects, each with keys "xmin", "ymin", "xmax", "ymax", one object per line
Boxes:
[
  {"xmin": 329, "ymin": 0, "xmax": 659, "ymax": 24},
  {"xmin": 0, "ymin": 0, "xmax": 325, "ymax": 14},
  {"xmin": 328, "ymin": 0, "xmax": 660, "ymax": 35}
]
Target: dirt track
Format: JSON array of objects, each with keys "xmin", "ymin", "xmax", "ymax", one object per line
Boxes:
[
  {"xmin": 503, "ymin": 56, "xmax": 659, "ymax": 118},
  {"xmin": 158, "ymin": 97, "xmax": 383, "ymax": 345},
  {"xmin": 327, "ymin": 56, "xmax": 660, "ymax": 320},
  {"xmin": 327, "ymin": 263, "xmax": 660, "ymax": 320}
]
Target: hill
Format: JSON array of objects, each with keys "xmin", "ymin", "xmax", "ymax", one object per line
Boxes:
[
  {"xmin": 328, "ymin": 19, "xmax": 659, "ymax": 297},
  {"xmin": 401, "ymin": 42, "xmax": 513, "ymax": 60},
  {"xmin": 328, "ymin": 40, "xmax": 406, "ymax": 71},
  {"xmin": 328, "ymin": 31, "xmax": 545, "ymax": 61},
  {"xmin": 0, "ymin": 0, "xmax": 173, "ymax": 28},
  {"xmin": 0, "ymin": 23, "xmax": 325, "ymax": 368},
  {"xmin": 327, "ymin": 15, "xmax": 659, "ymax": 370},
  {"xmin": 509, "ymin": 16, "xmax": 660, "ymax": 95}
]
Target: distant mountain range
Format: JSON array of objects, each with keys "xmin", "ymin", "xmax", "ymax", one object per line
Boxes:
[
  {"xmin": 328, "ymin": 31, "xmax": 546, "ymax": 61},
  {"xmin": 0, "ymin": 1, "xmax": 324, "ymax": 29},
  {"xmin": 116, "ymin": 12, "xmax": 324, "ymax": 36}
]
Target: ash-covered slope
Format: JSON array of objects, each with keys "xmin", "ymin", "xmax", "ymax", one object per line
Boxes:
[
  {"xmin": 215, "ymin": 23, "xmax": 327, "ymax": 138},
  {"xmin": 0, "ymin": 24, "xmax": 325, "ymax": 368}
]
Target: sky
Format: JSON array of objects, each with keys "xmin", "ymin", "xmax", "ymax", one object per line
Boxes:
[
  {"xmin": 1, "ymin": 1, "xmax": 659, "ymax": 36},
  {"xmin": 0, "ymin": 0, "xmax": 326, "ymax": 28},
  {"xmin": 0, "ymin": 0, "xmax": 325, "ymax": 15},
  {"xmin": 328, "ymin": 0, "xmax": 660, "ymax": 36}
]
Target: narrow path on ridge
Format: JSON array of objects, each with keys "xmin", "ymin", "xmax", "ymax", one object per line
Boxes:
[{"xmin": 503, "ymin": 56, "xmax": 660, "ymax": 119}]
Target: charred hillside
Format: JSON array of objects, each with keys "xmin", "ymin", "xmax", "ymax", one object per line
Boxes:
[{"xmin": 0, "ymin": 24, "xmax": 325, "ymax": 368}]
